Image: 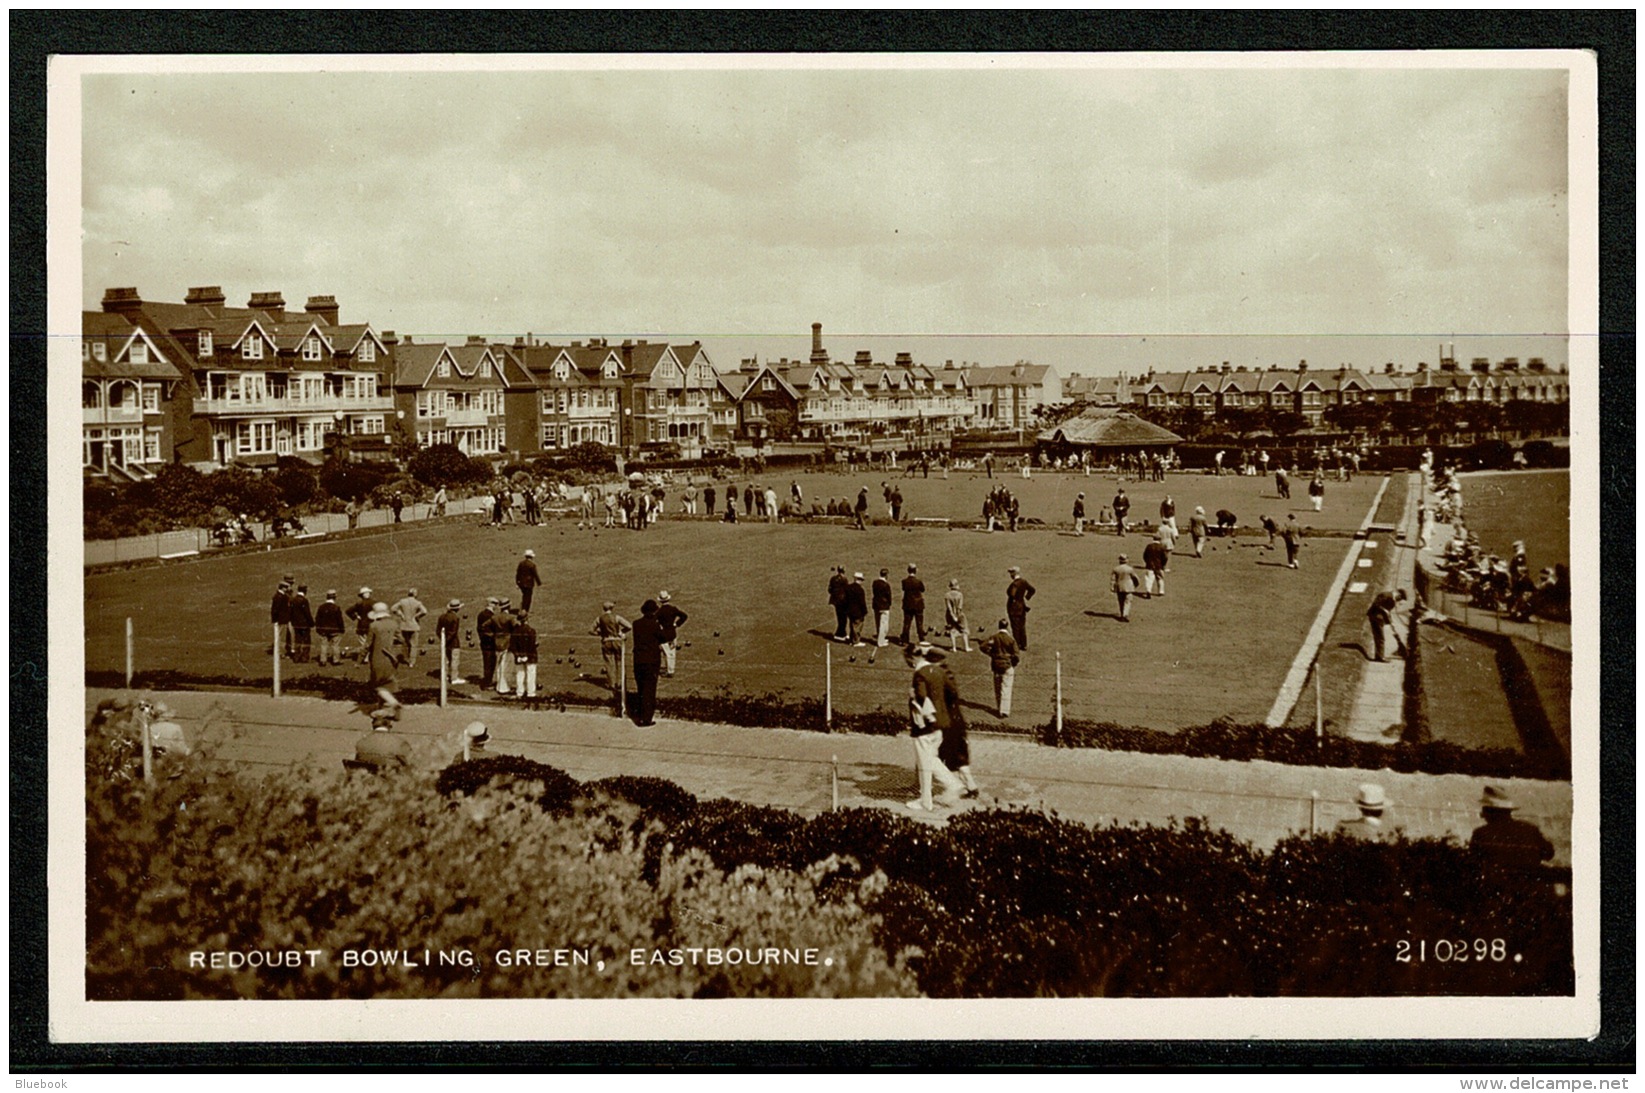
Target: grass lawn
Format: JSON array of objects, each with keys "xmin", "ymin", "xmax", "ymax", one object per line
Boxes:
[
  {"xmin": 85, "ymin": 471, "xmax": 1385, "ymax": 732},
  {"xmin": 1457, "ymin": 469, "xmax": 1569, "ymax": 570}
]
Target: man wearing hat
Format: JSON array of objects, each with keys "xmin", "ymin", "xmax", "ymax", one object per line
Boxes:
[
  {"xmin": 827, "ymin": 566, "xmax": 850, "ymax": 642},
  {"xmin": 346, "ymin": 587, "xmax": 375, "ymax": 662},
  {"xmin": 1335, "ymin": 783, "xmax": 1394, "ymax": 840},
  {"xmin": 289, "ymin": 584, "xmax": 315, "ymax": 663},
  {"xmin": 1142, "ymin": 535, "xmax": 1170, "ymax": 597},
  {"xmin": 314, "ymin": 590, "xmax": 346, "ymax": 667},
  {"xmin": 843, "ymin": 573, "xmax": 869, "ymax": 646},
  {"xmin": 1072, "ymin": 492, "xmax": 1086, "ymax": 536},
  {"xmin": 391, "ymin": 587, "xmax": 428, "ymax": 669},
  {"xmin": 593, "ymin": 601, "xmax": 632, "ymax": 694},
  {"xmin": 977, "ymin": 619, "xmax": 1020, "ymax": 719},
  {"xmin": 871, "ymin": 568, "xmax": 894, "ymax": 650},
  {"xmin": 364, "ymin": 602, "xmax": 402, "ymax": 716},
  {"xmin": 1281, "ymin": 513, "xmax": 1304, "ymax": 569},
  {"xmin": 510, "ymin": 610, "xmax": 539, "ymax": 698},
  {"xmin": 1469, "ymin": 786, "xmax": 1554, "ymax": 869},
  {"xmin": 270, "ymin": 579, "xmax": 294, "ymax": 659},
  {"xmin": 491, "ymin": 599, "xmax": 517, "ymax": 695},
  {"xmin": 943, "ymin": 578, "xmax": 970, "ymax": 653},
  {"xmin": 906, "ymin": 644, "xmax": 966, "ymax": 811},
  {"xmin": 516, "ymin": 549, "xmax": 542, "ymax": 613},
  {"xmin": 475, "ymin": 597, "xmax": 501, "ymax": 688},
  {"xmin": 435, "ymin": 598, "xmax": 465, "ymax": 684},
  {"xmin": 899, "ymin": 564, "xmax": 927, "ymax": 647},
  {"xmin": 1111, "ymin": 488, "xmax": 1130, "ymax": 536},
  {"xmin": 1110, "ymin": 554, "xmax": 1139, "ymax": 622},
  {"xmin": 630, "ymin": 599, "xmax": 665, "ymax": 727},
  {"xmin": 1005, "ymin": 566, "xmax": 1035, "ymax": 650},
  {"xmin": 655, "ymin": 591, "xmax": 688, "ymax": 677}
]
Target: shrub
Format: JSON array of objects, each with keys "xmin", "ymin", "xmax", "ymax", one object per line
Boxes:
[
  {"xmin": 436, "ymin": 755, "xmax": 582, "ymax": 815},
  {"xmin": 206, "ymin": 466, "xmax": 279, "ymax": 519},
  {"xmin": 272, "ymin": 461, "xmax": 320, "ymax": 508},
  {"xmin": 318, "ymin": 459, "xmax": 389, "ymax": 503},
  {"xmin": 87, "ymin": 758, "xmax": 915, "ymax": 1000},
  {"xmin": 408, "ymin": 444, "xmax": 490, "ymax": 489}
]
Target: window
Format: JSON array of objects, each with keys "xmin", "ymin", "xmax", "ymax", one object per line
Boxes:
[
  {"xmin": 240, "ymin": 373, "xmax": 268, "ymax": 403},
  {"xmin": 143, "ymin": 428, "xmax": 162, "ymax": 463},
  {"xmin": 1193, "ymin": 392, "xmax": 1214, "ymax": 408},
  {"xmin": 417, "ymin": 391, "xmax": 445, "ymax": 418},
  {"xmin": 129, "ymin": 340, "xmax": 149, "ymax": 365},
  {"xmin": 242, "ymin": 336, "xmax": 263, "ymax": 360},
  {"xmin": 199, "ymin": 331, "xmax": 213, "ymax": 357},
  {"xmin": 480, "ymin": 359, "xmax": 491, "ymax": 377},
  {"xmin": 295, "ymin": 420, "xmax": 325, "ymax": 451},
  {"xmin": 235, "ymin": 420, "xmax": 276, "ymax": 455},
  {"xmin": 276, "ymin": 429, "xmax": 292, "ymax": 455},
  {"xmin": 303, "ymin": 336, "xmax": 322, "ymax": 361},
  {"xmin": 358, "ymin": 339, "xmax": 376, "ymax": 363},
  {"xmin": 82, "ymin": 382, "xmax": 102, "ymax": 409},
  {"xmin": 541, "ymin": 424, "xmax": 558, "ymax": 448},
  {"xmin": 92, "ymin": 342, "xmax": 107, "ymax": 363},
  {"xmin": 761, "ymin": 376, "xmax": 776, "ymax": 392},
  {"xmin": 436, "ymin": 360, "xmax": 451, "ymax": 378},
  {"xmin": 555, "ymin": 363, "xmax": 568, "ymax": 380},
  {"xmin": 353, "ymin": 415, "xmax": 384, "ymax": 436},
  {"xmin": 1302, "ymin": 391, "xmax": 1322, "ymax": 408},
  {"xmin": 142, "ymin": 384, "xmax": 160, "ymax": 412}
]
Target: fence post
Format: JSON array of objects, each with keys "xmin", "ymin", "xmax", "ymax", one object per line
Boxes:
[
  {"xmin": 825, "ymin": 641, "xmax": 833, "ymax": 729},
  {"xmin": 439, "ymin": 633, "xmax": 448, "ymax": 708},
  {"xmin": 831, "ymin": 754, "xmax": 839, "ymax": 812},
  {"xmin": 618, "ymin": 640, "xmax": 626, "ymax": 719},
  {"xmin": 272, "ymin": 624, "xmax": 282, "ymax": 698},
  {"xmin": 1054, "ymin": 651, "xmax": 1064, "ymax": 743},
  {"xmin": 125, "ymin": 617, "xmax": 134, "ymax": 688},
  {"xmin": 1309, "ymin": 790, "xmax": 1319, "ymax": 835},
  {"xmin": 139, "ymin": 703, "xmax": 153, "ymax": 785}
]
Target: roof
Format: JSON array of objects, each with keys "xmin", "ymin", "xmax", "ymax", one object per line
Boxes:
[
  {"xmin": 1039, "ymin": 408, "xmax": 1184, "ymax": 447},
  {"xmin": 82, "ymin": 311, "xmax": 187, "ymax": 381},
  {"xmin": 965, "ymin": 363, "xmax": 1052, "ymax": 388}
]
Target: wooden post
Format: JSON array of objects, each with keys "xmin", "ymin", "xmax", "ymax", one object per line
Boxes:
[
  {"xmin": 462, "ymin": 731, "xmax": 471, "ymax": 763},
  {"xmin": 439, "ymin": 633, "xmax": 448, "ymax": 708},
  {"xmin": 1054, "ymin": 651, "xmax": 1064, "ymax": 743},
  {"xmin": 825, "ymin": 641, "xmax": 833, "ymax": 729},
  {"xmin": 831, "ymin": 754, "xmax": 839, "ymax": 812},
  {"xmin": 125, "ymin": 617, "xmax": 134, "ymax": 688},
  {"xmin": 1309, "ymin": 790, "xmax": 1319, "ymax": 835},
  {"xmin": 139, "ymin": 704, "xmax": 153, "ymax": 785},
  {"xmin": 272, "ymin": 624, "xmax": 282, "ymax": 697},
  {"xmin": 618, "ymin": 641, "xmax": 626, "ymax": 719}
]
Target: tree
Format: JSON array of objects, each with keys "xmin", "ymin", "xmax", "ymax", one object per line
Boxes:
[
  {"xmin": 206, "ymin": 466, "xmax": 279, "ymax": 519},
  {"xmin": 1267, "ymin": 411, "xmax": 1309, "ymax": 439},
  {"xmin": 1323, "ymin": 401, "xmax": 1389, "ymax": 438},
  {"xmin": 272, "ymin": 461, "xmax": 320, "ymax": 508},
  {"xmin": 564, "ymin": 441, "xmax": 615, "ymax": 473},
  {"xmin": 408, "ymin": 443, "xmax": 490, "ymax": 488},
  {"xmin": 319, "ymin": 458, "xmax": 390, "ymax": 503},
  {"xmin": 764, "ymin": 407, "xmax": 797, "ymax": 442},
  {"xmin": 148, "ymin": 463, "xmax": 211, "ymax": 525}
]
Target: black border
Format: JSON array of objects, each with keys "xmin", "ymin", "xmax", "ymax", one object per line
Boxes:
[{"xmin": 11, "ymin": 10, "xmax": 1634, "ymax": 1073}]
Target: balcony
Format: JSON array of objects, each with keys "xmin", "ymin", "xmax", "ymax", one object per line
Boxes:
[
  {"xmin": 84, "ymin": 405, "xmax": 145, "ymax": 425},
  {"xmin": 197, "ymin": 394, "xmax": 394, "ymax": 417},
  {"xmin": 440, "ymin": 407, "xmax": 496, "ymax": 426}
]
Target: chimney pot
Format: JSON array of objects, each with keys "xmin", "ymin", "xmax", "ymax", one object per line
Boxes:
[
  {"xmin": 101, "ymin": 287, "xmax": 144, "ymax": 313},
  {"xmin": 184, "ymin": 285, "xmax": 226, "ymax": 308},
  {"xmin": 304, "ymin": 295, "xmax": 340, "ymax": 325},
  {"xmin": 249, "ymin": 292, "xmax": 287, "ymax": 321}
]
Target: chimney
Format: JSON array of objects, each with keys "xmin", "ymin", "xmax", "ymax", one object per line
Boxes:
[
  {"xmin": 248, "ymin": 292, "xmax": 286, "ymax": 321},
  {"xmin": 945, "ymin": 359, "xmax": 954, "ymax": 370},
  {"xmin": 1416, "ymin": 361, "xmax": 1429, "ymax": 373},
  {"xmin": 1499, "ymin": 357, "xmax": 1520, "ymax": 371},
  {"xmin": 855, "ymin": 350, "xmax": 872, "ymax": 366},
  {"xmin": 1220, "ymin": 362, "xmax": 1231, "ymax": 374},
  {"xmin": 381, "ymin": 330, "xmax": 398, "ymax": 347},
  {"xmin": 304, "ymin": 295, "xmax": 340, "ymax": 326},
  {"xmin": 894, "ymin": 352, "xmax": 913, "ymax": 367},
  {"xmin": 184, "ymin": 285, "xmax": 226, "ymax": 308},
  {"xmin": 1469, "ymin": 357, "xmax": 1490, "ymax": 373},
  {"xmin": 466, "ymin": 335, "xmax": 487, "ymax": 346},
  {"xmin": 399, "ymin": 334, "xmax": 411, "ymax": 346},
  {"xmin": 1528, "ymin": 358, "xmax": 1547, "ymax": 373},
  {"xmin": 1439, "ymin": 358, "xmax": 1459, "ymax": 372},
  {"xmin": 1297, "ymin": 359, "xmax": 1308, "ymax": 373},
  {"xmin": 1384, "ymin": 362, "xmax": 1396, "ymax": 374},
  {"xmin": 811, "ymin": 322, "xmax": 827, "ymax": 364},
  {"xmin": 101, "ymin": 287, "xmax": 144, "ymax": 315}
]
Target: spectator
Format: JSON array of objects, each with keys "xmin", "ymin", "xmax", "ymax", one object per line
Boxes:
[{"xmin": 1469, "ymin": 786, "xmax": 1555, "ymax": 870}]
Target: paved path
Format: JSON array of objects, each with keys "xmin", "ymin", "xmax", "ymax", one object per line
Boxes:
[
  {"xmin": 1343, "ymin": 472, "xmax": 1424, "ymax": 741},
  {"xmin": 94, "ymin": 686, "xmax": 1571, "ymax": 865}
]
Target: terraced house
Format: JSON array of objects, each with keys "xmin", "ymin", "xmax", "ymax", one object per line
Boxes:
[
  {"xmin": 620, "ymin": 339, "xmax": 719, "ymax": 457},
  {"xmin": 509, "ymin": 340, "xmax": 624, "ymax": 453},
  {"xmin": 95, "ymin": 286, "xmax": 394, "ymax": 469},
  {"xmin": 81, "ymin": 309, "xmax": 187, "ymax": 478},
  {"xmin": 391, "ymin": 336, "xmax": 533, "ymax": 458}
]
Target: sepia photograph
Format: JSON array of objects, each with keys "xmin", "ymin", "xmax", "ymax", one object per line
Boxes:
[{"xmin": 34, "ymin": 36, "xmax": 1611, "ymax": 1056}]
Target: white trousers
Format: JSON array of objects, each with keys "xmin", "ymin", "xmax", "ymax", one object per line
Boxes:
[{"xmin": 912, "ymin": 731, "xmax": 963, "ymax": 806}]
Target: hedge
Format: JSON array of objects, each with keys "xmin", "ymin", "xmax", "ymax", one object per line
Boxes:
[{"xmin": 87, "ymin": 669, "xmax": 1567, "ymax": 781}]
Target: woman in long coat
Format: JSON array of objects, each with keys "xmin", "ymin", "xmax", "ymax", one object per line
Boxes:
[{"xmin": 935, "ymin": 656, "xmax": 980, "ymax": 798}]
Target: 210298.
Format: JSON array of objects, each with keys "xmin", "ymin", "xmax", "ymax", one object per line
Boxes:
[{"xmin": 1395, "ymin": 938, "xmax": 1510, "ymax": 962}]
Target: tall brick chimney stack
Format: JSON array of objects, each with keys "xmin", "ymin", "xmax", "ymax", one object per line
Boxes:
[
  {"xmin": 810, "ymin": 322, "xmax": 828, "ymax": 365},
  {"xmin": 249, "ymin": 292, "xmax": 287, "ymax": 321},
  {"xmin": 304, "ymin": 295, "xmax": 340, "ymax": 327},
  {"xmin": 184, "ymin": 285, "xmax": 226, "ymax": 309},
  {"xmin": 101, "ymin": 287, "xmax": 144, "ymax": 315}
]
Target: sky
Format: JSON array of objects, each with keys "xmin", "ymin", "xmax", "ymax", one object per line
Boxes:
[{"xmin": 79, "ymin": 59, "xmax": 1573, "ymax": 377}]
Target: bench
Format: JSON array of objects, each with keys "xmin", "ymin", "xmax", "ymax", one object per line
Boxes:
[
  {"xmin": 295, "ymin": 531, "xmax": 325, "ymax": 540},
  {"xmin": 159, "ymin": 550, "xmax": 200, "ymax": 560}
]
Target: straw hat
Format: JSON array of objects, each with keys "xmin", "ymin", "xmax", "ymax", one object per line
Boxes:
[{"xmin": 1355, "ymin": 783, "xmax": 1387, "ymax": 810}]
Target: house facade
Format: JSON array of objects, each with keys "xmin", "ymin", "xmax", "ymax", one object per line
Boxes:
[
  {"xmin": 391, "ymin": 337, "xmax": 524, "ymax": 458},
  {"xmin": 81, "ymin": 310, "xmax": 188, "ymax": 477},
  {"xmin": 97, "ymin": 286, "xmax": 394, "ymax": 468}
]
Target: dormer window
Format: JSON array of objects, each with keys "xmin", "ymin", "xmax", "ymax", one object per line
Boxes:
[
  {"xmin": 603, "ymin": 363, "xmax": 617, "ymax": 378},
  {"xmin": 82, "ymin": 341, "xmax": 91, "ymax": 362},
  {"xmin": 358, "ymin": 339, "xmax": 376, "ymax": 363},
  {"xmin": 303, "ymin": 336, "xmax": 322, "ymax": 361},
  {"xmin": 93, "ymin": 342, "xmax": 107, "ymax": 362},
  {"xmin": 555, "ymin": 363, "xmax": 568, "ymax": 380},
  {"xmin": 198, "ymin": 331, "xmax": 213, "ymax": 357},
  {"xmin": 243, "ymin": 336, "xmax": 263, "ymax": 360},
  {"xmin": 762, "ymin": 376, "xmax": 776, "ymax": 392},
  {"xmin": 436, "ymin": 360, "xmax": 451, "ymax": 379},
  {"xmin": 129, "ymin": 340, "xmax": 149, "ymax": 364},
  {"xmin": 480, "ymin": 359, "xmax": 491, "ymax": 378}
]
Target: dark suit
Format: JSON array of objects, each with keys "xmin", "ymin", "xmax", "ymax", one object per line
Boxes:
[
  {"xmin": 631, "ymin": 614, "xmax": 665, "ymax": 726},
  {"xmin": 515, "ymin": 558, "xmax": 542, "ymax": 612},
  {"xmin": 1005, "ymin": 577, "xmax": 1036, "ymax": 649},
  {"xmin": 288, "ymin": 593, "xmax": 314, "ymax": 662},
  {"xmin": 843, "ymin": 581, "xmax": 868, "ymax": 643},
  {"xmin": 475, "ymin": 607, "xmax": 498, "ymax": 687},
  {"xmin": 900, "ymin": 575, "xmax": 926, "ymax": 645},
  {"xmin": 828, "ymin": 572, "xmax": 849, "ymax": 639}
]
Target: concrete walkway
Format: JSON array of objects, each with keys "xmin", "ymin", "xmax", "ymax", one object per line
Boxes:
[
  {"xmin": 1343, "ymin": 471, "xmax": 1425, "ymax": 741},
  {"xmin": 93, "ymin": 686, "xmax": 1571, "ymax": 866}
]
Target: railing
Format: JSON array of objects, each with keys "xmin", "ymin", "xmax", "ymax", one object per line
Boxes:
[
  {"xmin": 84, "ymin": 405, "xmax": 145, "ymax": 425},
  {"xmin": 440, "ymin": 408, "xmax": 493, "ymax": 426},
  {"xmin": 197, "ymin": 394, "xmax": 394, "ymax": 416}
]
